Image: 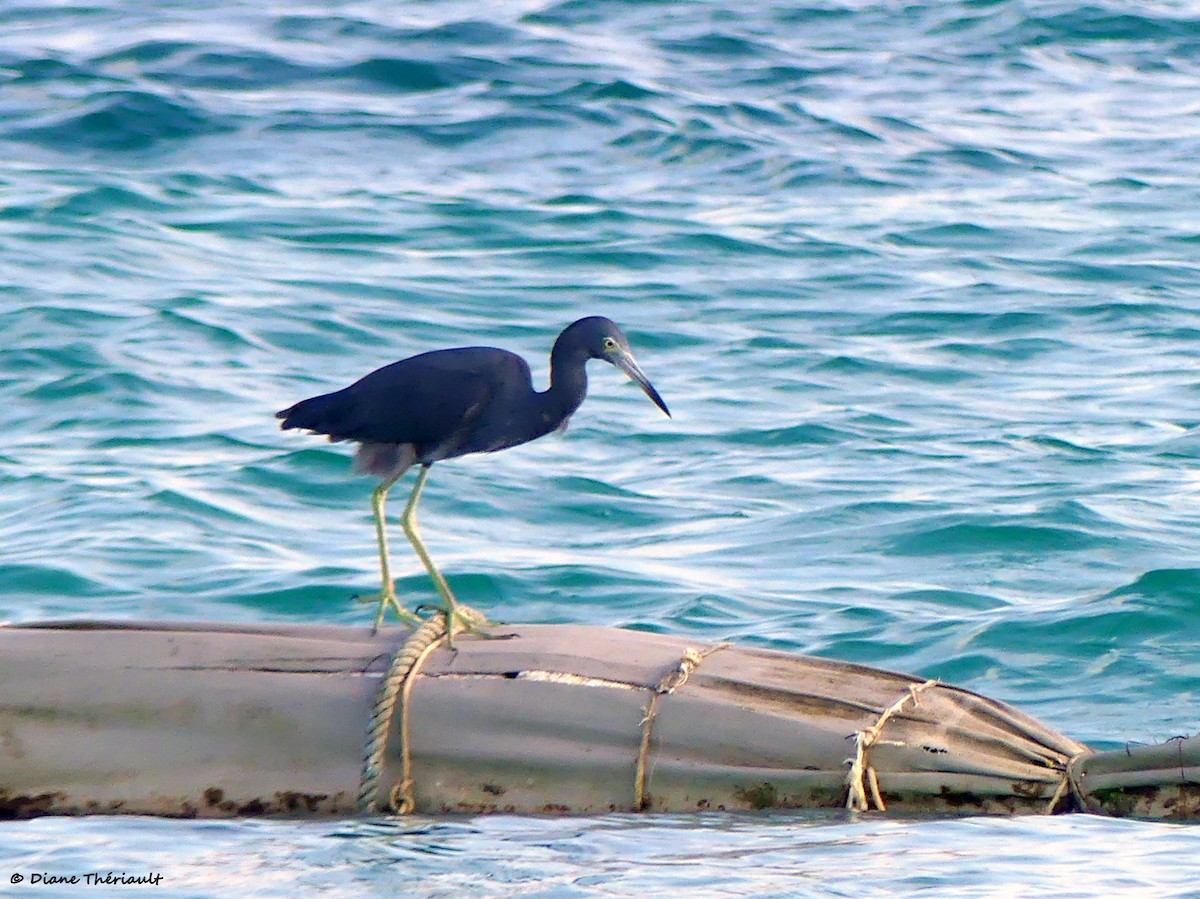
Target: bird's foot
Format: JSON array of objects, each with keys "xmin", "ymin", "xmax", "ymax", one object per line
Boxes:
[
  {"xmin": 437, "ymin": 602, "xmax": 503, "ymax": 650},
  {"xmin": 364, "ymin": 590, "xmax": 424, "ymax": 634}
]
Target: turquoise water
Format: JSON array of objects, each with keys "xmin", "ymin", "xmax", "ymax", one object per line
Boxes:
[{"xmin": 2, "ymin": 0, "xmax": 1200, "ymax": 894}]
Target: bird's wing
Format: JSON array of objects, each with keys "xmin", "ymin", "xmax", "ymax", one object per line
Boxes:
[
  {"xmin": 277, "ymin": 347, "xmax": 534, "ymax": 449},
  {"xmin": 337, "ymin": 350, "xmax": 499, "ymax": 447}
]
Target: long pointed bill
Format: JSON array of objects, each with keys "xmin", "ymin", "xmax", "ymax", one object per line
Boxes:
[{"xmin": 614, "ymin": 351, "xmax": 671, "ymax": 417}]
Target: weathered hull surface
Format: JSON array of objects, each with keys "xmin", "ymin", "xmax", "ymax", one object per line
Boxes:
[{"xmin": 0, "ymin": 620, "xmax": 1194, "ymax": 820}]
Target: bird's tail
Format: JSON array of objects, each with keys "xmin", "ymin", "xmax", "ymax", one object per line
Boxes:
[{"xmin": 276, "ymin": 388, "xmax": 356, "ymax": 441}]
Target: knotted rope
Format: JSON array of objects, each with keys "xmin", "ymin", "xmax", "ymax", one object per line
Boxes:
[
  {"xmin": 634, "ymin": 643, "xmax": 730, "ymax": 810},
  {"xmin": 845, "ymin": 678, "xmax": 940, "ymax": 812},
  {"xmin": 1044, "ymin": 748, "xmax": 1092, "ymax": 814},
  {"xmin": 357, "ymin": 606, "xmax": 489, "ymax": 814}
]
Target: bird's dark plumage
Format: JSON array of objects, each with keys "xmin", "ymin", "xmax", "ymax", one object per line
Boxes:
[
  {"xmin": 276, "ymin": 315, "xmax": 670, "ymax": 634},
  {"xmin": 278, "ymin": 348, "xmax": 510, "ymax": 444},
  {"xmin": 277, "ymin": 316, "xmax": 669, "ymax": 476}
]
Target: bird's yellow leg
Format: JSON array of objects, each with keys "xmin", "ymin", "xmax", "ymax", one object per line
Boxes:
[
  {"xmin": 370, "ymin": 476, "xmax": 422, "ymax": 632},
  {"xmin": 400, "ymin": 465, "xmax": 475, "ymax": 649}
]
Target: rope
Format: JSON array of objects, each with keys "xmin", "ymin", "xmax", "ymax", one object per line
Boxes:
[
  {"xmin": 634, "ymin": 643, "xmax": 729, "ymax": 811},
  {"xmin": 357, "ymin": 605, "xmax": 489, "ymax": 814},
  {"xmin": 357, "ymin": 625, "xmax": 1076, "ymax": 817},
  {"xmin": 845, "ymin": 678, "xmax": 940, "ymax": 812},
  {"xmin": 1044, "ymin": 748, "xmax": 1092, "ymax": 815}
]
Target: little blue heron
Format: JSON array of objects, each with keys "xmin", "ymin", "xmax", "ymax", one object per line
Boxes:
[{"xmin": 277, "ymin": 316, "xmax": 670, "ymax": 640}]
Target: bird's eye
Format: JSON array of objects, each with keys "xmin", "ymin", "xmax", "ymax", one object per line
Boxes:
[{"xmin": 602, "ymin": 337, "xmax": 618, "ymax": 352}]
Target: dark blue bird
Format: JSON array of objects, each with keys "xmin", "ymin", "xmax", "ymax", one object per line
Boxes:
[{"xmin": 277, "ymin": 316, "xmax": 670, "ymax": 638}]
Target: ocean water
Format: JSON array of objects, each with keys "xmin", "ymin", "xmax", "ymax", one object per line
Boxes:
[{"xmin": 2, "ymin": 0, "xmax": 1200, "ymax": 894}]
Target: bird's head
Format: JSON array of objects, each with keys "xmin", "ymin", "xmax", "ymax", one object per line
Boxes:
[{"xmin": 566, "ymin": 316, "xmax": 671, "ymax": 417}]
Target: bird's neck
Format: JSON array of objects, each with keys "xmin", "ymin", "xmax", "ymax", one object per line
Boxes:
[{"xmin": 541, "ymin": 340, "xmax": 589, "ymax": 420}]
